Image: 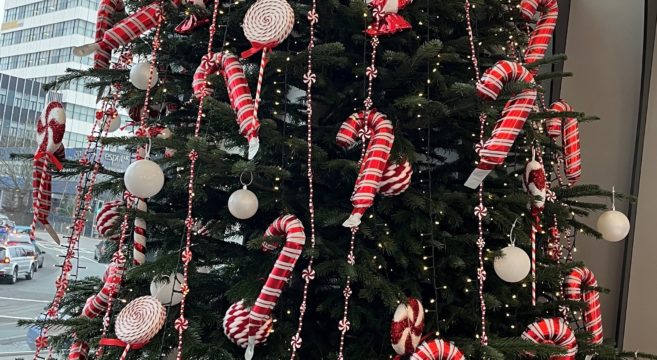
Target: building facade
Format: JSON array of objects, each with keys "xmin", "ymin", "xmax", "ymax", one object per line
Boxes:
[{"xmin": 0, "ymin": 0, "xmax": 110, "ymax": 149}]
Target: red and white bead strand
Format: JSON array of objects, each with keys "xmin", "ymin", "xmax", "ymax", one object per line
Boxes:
[
  {"xmin": 173, "ymin": 1, "xmax": 222, "ymax": 358},
  {"xmin": 336, "ymin": 9, "xmax": 385, "ymax": 359},
  {"xmin": 288, "ymin": 2, "xmax": 319, "ymax": 358},
  {"xmin": 464, "ymin": 0, "xmax": 489, "ymax": 346}
]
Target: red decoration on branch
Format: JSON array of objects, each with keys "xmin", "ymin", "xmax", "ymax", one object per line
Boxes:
[
  {"xmin": 223, "ymin": 215, "xmax": 306, "ymax": 360},
  {"xmin": 390, "ymin": 298, "xmax": 425, "ymax": 356},
  {"xmin": 410, "ymin": 339, "xmax": 466, "ymax": 360},
  {"xmin": 91, "ymin": 0, "xmax": 126, "ymax": 69},
  {"xmin": 548, "ymin": 100, "xmax": 582, "ymax": 185},
  {"xmin": 365, "ymin": 0, "xmax": 413, "ymax": 36},
  {"xmin": 336, "ymin": 110, "xmax": 395, "ymax": 227},
  {"xmin": 380, "ymin": 159, "xmax": 413, "ymax": 197},
  {"xmin": 464, "ymin": 60, "xmax": 537, "ymax": 189},
  {"xmin": 96, "ymin": 200, "xmax": 123, "ymax": 241},
  {"xmin": 522, "ymin": 318, "xmax": 578, "ymax": 360},
  {"xmin": 521, "ymin": 0, "xmax": 558, "ymax": 75},
  {"xmin": 564, "ymin": 267, "xmax": 603, "ymax": 345},
  {"xmin": 523, "ymin": 151, "xmax": 547, "ymax": 306},
  {"xmin": 193, "ymin": 51, "xmax": 261, "ymax": 159}
]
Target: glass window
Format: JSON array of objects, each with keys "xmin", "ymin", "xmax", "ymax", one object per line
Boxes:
[{"xmin": 0, "ymin": 248, "xmax": 5, "ymax": 259}]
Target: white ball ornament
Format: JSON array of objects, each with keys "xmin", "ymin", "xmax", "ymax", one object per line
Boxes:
[
  {"xmin": 494, "ymin": 245, "xmax": 531, "ymax": 283},
  {"xmin": 228, "ymin": 186, "xmax": 259, "ymax": 220},
  {"xmin": 105, "ymin": 114, "xmax": 121, "ymax": 133},
  {"xmin": 124, "ymin": 159, "xmax": 164, "ymax": 198},
  {"xmin": 150, "ymin": 273, "xmax": 184, "ymax": 306},
  {"xmin": 130, "ymin": 62, "xmax": 159, "ymax": 90},
  {"xmin": 597, "ymin": 210, "xmax": 630, "ymax": 242}
]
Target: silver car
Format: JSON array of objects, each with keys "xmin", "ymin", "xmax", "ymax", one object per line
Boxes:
[{"xmin": 0, "ymin": 244, "xmax": 37, "ymax": 284}]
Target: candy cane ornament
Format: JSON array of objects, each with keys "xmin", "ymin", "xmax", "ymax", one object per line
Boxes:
[
  {"xmin": 410, "ymin": 339, "xmax": 466, "ymax": 360},
  {"xmin": 522, "ymin": 318, "xmax": 578, "ymax": 360},
  {"xmin": 91, "ymin": 0, "xmax": 126, "ymax": 69},
  {"xmin": 68, "ymin": 259, "xmax": 126, "ymax": 360},
  {"xmin": 548, "ymin": 100, "xmax": 582, "ymax": 185},
  {"xmin": 32, "ymin": 101, "xmax": 66, "ymax": 244},
  {"xmin": 132, "ymin": 198, "xmax": 147, "ymax": 265},
  {"xmin": 521, "ymin": 0, "xmax": 559, "ymax": 75},
  {"xmin": 336, "ymin": 110, "xmax": 395, "ymax": 227},
  {"xmin": 74, "ymin": 0, "xmax": 181, "ymax": 69},
  {"xmin": 564, "ymin": 267, "xmax": 603, "ymax": 344},
  {"xmin": 223, "ymin": 215, "xmax": 306, "ymax": 360},
  {"xmin": 464, "ymin": 60, "xmax": 537, "ymax": 189},
  {"xmin": 193, "ymin": 51, "xmax": 261, "ymax": 159},
  {"xmin": 390, "ymin": 298, "xmax": 425, "ymax": 356}
]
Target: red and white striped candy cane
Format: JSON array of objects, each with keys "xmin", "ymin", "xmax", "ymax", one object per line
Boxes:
[
  {"xmin": 74, "ymin": 0, "xmax": 181, "ymax": 69},
  {"xmin": 410, "ymin": 339, "xmax": 466, "ymax": 360},
  {"xmin": 564, "ymin": 267, "xmax": 603, "ymax": 344},
  {"xmin": 336, "ymin": 110, "xmax": 395, "ymax": 227},
  {"xmin": 32, "ymin": 101, "xmax": 66, "ymax": 244},
  {"xmin": 68, "ymin": 260, "xmax": 125, "ymax": 360},
  {"xmin": 522, "ymin": 318, "xmax": 578, "ymax": 360},
  {"xmin": 223, "ymin": 215, "xmax": 305, "ymax": 360},
  {"xmin": 192, "ymin": 51, "xmax": 261, "ymax": 159},
  {"xmin": 548, "ymin": 100, "xmax": 582, "ymax": 185},
  {"xmin": 93, "ymin": 0, "xmax": 126, "ymax": 69},
  {"xmin": 464, "ymin": 60, "xmax": 537, "ymax": 189},
  {"xmin": 521, "ymin": 0, "xmax": 558, "ymax": 75},
  {"xmin": 133, "ymin": 198, "xmax": 147, "ymax": 265}
]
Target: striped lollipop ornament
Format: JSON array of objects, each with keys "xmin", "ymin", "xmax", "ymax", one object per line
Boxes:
[
  {"xmin": 336, "ymin": 110, "xmax": 395, "ymax": 227},
  {"xmin": 564, "ymin": 267, "xmax": 603, "ymax": 344},
  {"xmin": 464, "ymin": 60, "xmax": 537, "ymax": 189},
  {"xmin": 410, "ymin": 339, "xmax": 466, "ymax": 360},
  {"xmin": 240, "ymin": 0, "xmax": 295, "ymax": 59},
  {"xmin": 223, "ymin": 215, "xmax": 305, "ymax": 360},
  {"xmin": 380, "ymin": 159, "xmax": 413, "ymax": 197},
  {"xmin": 522, "ymin": 318, "xmax": 578, "ymax": 360},
  {"xmin": 100, "ymin": 296, "xmax": 166, "ymax": 360},
  {"xmin": 32, "ymin": 101, "xmax": 66, "ymax": 244}
]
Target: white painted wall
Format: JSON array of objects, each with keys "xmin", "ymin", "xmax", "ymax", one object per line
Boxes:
[
  {"xmin": 560, "ymin": 0, "xmax": 644, "ymax": 341},
  {"xmin": 622, "ymin": 19, "xmax": 657, "ymax": 354}
]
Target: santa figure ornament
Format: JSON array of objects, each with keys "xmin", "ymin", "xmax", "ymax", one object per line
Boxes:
[{"xmin": 522, "ymin": 149, "xmax": 547, "ymax": 306}]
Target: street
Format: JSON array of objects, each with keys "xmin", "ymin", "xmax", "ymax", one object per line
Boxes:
[{"xmin": 0, "ymin": 232, "xmax": 105, "ymax": 355}]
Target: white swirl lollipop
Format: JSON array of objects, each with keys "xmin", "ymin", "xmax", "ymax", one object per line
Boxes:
[
  {"xmin": 116, "ymin": 296, "xmax": 167, "ymax": 346},
  {"xmin": 242, "ymin": 0, "xmax": 295, "ymax": 49}
]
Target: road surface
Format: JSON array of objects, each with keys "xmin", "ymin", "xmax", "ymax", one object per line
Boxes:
[{"xmin": 0, "ymin": 232, "xmax": 105, "ymax": 354}]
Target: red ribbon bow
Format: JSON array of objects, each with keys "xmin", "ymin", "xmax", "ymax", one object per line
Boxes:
[
  {"xmin": 34, "ymin": 151, "xmax": 63, "ymax": 171},
  {"xmin": 241, "ymin": 42, "xmax": 277, "ymax": 59}
]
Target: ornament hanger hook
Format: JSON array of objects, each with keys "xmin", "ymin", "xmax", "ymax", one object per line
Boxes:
[
  {"xmin": 239, "ymin": 171, "xmax": 253, "ymax": 188},
  {"xmin": 612, "ymin": 186, "xmax": 616, "ymax": 211},
  {"xmin": 509, "ymin": 218, "xmax": 519, "ymax": 246}
]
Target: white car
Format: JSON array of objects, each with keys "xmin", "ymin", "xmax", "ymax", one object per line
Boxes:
[{"xmin": 0, "ymin": 244, "xmax": 38, "ymax": 284}]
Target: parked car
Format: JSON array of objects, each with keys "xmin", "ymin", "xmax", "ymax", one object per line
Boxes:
[
  {"xmin": 0, "ymin": 244, "xmax": 38, "ymax": 283},
  {"xmin": 2, "ymin": 233, "xmax": 33, "ymax": 246},
  {"xmin": 33, "ymin": 243, "xmax": 45, "ymax": 269}
]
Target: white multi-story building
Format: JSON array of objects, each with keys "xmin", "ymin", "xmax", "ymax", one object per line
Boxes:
[{"xmin": 0, "ymin": 0, "xmax": 118, "ymax": 149}]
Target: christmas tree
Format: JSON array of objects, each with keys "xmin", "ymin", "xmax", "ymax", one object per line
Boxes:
[{"xmin": 23, "ymin": 0, "xmax": 657, "ymax": 359}]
